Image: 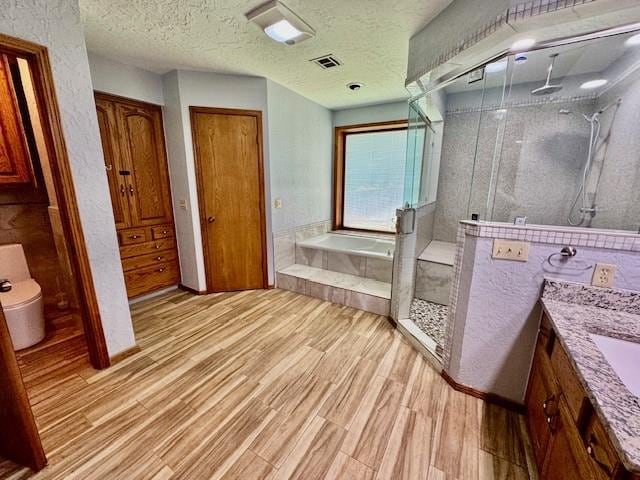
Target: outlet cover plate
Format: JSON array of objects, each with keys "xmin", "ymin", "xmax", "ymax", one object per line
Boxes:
[
  {"xmin": 592, "ymin": 263, "xmax": 616, "ymax": 288},
  {"xmin": 492, "ymin": 239, "xmax": 530, "ymax": 262}
]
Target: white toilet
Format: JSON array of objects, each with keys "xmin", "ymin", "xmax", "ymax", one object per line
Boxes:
[{"xmin": 0, "ymin": 244, "xmax": 46, "ymax": 350}]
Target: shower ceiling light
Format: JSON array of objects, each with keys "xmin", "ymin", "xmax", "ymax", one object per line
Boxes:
[
  {"xmin": 246, "ymin": 0, "xmax": 315, "ymax": 45},
  {"xmin": 626, "ymin": 33, "xmax": 640, "ymax": 47},
  {"xmin": 580, "ymin": 79, "xmax": 608, "ymax": 90},
  {"xmin": 485, "ymin": 60, "xmax": 508, "ymax": 73},
  {"xmin": 510, "ymin": 38, "xmax": 536, "ymax": 51}
]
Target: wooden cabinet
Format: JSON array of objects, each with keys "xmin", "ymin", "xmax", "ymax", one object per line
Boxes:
[
  {"xmin": 95, "ymin": 93, "xmax": 179, "ymax": 298},
  {"xmin": 526, "ymin": 312, "xmax": 640, "ymax": 480},
  {"xmin": 0, "ymin": 54, "xmax": 32, "ymax": 184}
]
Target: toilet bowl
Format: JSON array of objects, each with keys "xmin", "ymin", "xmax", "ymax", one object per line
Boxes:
[{"xmin": 0, "ymin": 244, "xmax": 46, "ymax": 350}]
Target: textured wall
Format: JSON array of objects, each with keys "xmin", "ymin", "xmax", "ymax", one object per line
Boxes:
[
  {"xmin": 332, "ymin": 101, "xmax": 408, "ymax": 127},
  {"xmin": 449, "ymin": 235, "xmax": 640, "ymax": 403},
  {"xmin": 267, "ymin": 80, "xmax": 332, "ymax": 233},
  {"xmin": 0, "ymin": 0, "xmax": 135, "ymax": 356},
  {"xmin": 87, "ymin": 53, "xmax": 164, "ymax": 105}
]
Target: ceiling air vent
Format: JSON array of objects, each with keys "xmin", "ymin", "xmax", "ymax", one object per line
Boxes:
[{"xmin": 310, "ymin": 55, "xmax": 342, "ymax": 69}]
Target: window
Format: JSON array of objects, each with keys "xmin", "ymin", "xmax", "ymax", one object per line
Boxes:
[{"xmin": 334, "ymin": 121, "xmax": 408, "ymax": 232}]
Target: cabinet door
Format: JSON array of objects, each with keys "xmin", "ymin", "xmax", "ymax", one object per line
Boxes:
[
  {"xmin": 115, "ymin": 102, "xmax": 172, "ymax": 227},
  {"xmin": 526, "ymin": 342, "xmax": 559, "ymax": 470},
  {"xmin": 0, "ymin": 54, "xmax": 32, "ymax": 184},
  {"xmin": 543, "ymin": 400, "xmax": 594, "ymax": 480},
  {"xmin": 95, "ymin": 97, "xmax": 131, "ymax": 229}
]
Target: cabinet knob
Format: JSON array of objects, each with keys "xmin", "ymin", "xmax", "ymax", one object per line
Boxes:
[
  {"xmin": 162, "ymin": 230, "xmax": 168, "ymax": 234},
  {"xmin": 207, "ymin": 216, "xmax": 216, "ymax": 223},
  {"xmin": 129, "ymin": 185, "xmax": 135, "ymax": 196},
  {"xmin": 157, "ymin": 268, "xmax": 165, "ymax": 272},
  {"xmin": 120, "ymin": 184, "xmax": 126, "ymax": 196},
  {"xmin": 130, "ymin": 235, "xmax": 139, "ymax": 239},
  {"xmin": 155, "ymin": 244, "xmax": 160, "ymax": 249},
  {"xmin": 156, "ymin": 256, "xmax": 162, "ymax": 261}
]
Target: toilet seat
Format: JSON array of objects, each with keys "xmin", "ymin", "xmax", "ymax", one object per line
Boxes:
[{"xmin": 0, "ymin": 279, "xmax": 42, "ymax": 310}]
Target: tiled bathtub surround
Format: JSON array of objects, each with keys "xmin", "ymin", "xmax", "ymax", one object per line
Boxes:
[
  {"xmin": 444, "ymin": 220, "xmax": 640, "ymax": 403},
  {"xmin": 276, "ymin": 264, "xmax": 390, "ymax": 316},
  {"xmin": 541, "ymin": 279, "xmax": 640, "ymax": 473},
  {"xmin": 295, "ymin": 248, "xmax": 393, "ymax": 283},
  {"xmin": 273, "ymin": 220, "xmax": 331, "ymax": 272}
]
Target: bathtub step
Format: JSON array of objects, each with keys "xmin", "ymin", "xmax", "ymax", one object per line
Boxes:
[
  {"xmin": 415, "ymin": 241, "xmax": 456, "ymax": 306},
  {"xmin": 276, "ymin": 264, "xmax": 390, "ymax": 316}
]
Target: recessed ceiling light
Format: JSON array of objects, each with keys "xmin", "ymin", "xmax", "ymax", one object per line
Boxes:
[
  {"xmin": 246, "ymin": 0, "xmax": 315, "ymax": 45},
  {"xmin": 625, "ymin": 33, "xmax": 640, "ymax": 47},
  {"xmin": 580, "ymin": 79, "xmax": 608, "ymax": 90},
  {"xmin": 510, "ymin": 38, "xmax": 536, "ymax": 51},
  {"xmin": 485, "ymin": 60, "xmax": 508, "ymax": 73},
  {"xmin": 347, "ymin": 82, "xmax": 363, "ymax": 91}
]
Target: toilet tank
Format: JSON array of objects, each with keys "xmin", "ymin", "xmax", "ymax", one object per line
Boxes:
[{"xmin": 0, "ymin": 244, "xmax": 31, "ymax": 283}]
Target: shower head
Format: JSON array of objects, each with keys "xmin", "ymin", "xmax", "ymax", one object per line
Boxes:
[{"xmin": 531, "ymin": 53, "xmax": 563, "ymax": 96}]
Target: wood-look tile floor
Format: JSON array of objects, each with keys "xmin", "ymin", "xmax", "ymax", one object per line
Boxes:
[{"xmin": 2, "ymin": 289, "xmax": 535, "ymax": 480}]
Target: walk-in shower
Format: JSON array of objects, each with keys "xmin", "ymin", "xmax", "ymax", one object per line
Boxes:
[{"xmin": 398, "ymin": 26, "xmax": 640, "ymax": 361}]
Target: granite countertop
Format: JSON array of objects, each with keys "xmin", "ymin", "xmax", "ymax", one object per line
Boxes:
[{"xmin": 541, "ymin": 279, "xmax": 640, "ymax": 473}]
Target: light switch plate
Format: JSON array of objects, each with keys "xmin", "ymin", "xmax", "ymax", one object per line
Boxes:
[
  {"xmin": 592, "ymin": 263, "xmax": 616, "ymax": 288},
  {"xmin": 492, "ymin": 239, "xmax": 529, "ymax": 262},
  {"xmin": 274, "ymin": 198, "xmax": 283, "ymax": 209}
]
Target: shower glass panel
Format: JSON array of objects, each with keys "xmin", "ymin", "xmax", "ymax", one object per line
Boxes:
[{"xmin": 481, "ymin": 30, "xmax": 640, "ymax": 231}]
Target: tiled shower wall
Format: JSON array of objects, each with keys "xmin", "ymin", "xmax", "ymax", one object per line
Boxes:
[{"xmin": 434, "ymin": 97, "xmax": 596, "ymax": 242}]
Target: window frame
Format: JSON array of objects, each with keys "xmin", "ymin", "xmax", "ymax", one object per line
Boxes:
[{"xmin": 333, "ymin": 119, "xmax": 409, "ymax": 233}]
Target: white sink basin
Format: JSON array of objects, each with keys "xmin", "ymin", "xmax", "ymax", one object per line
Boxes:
[{"xmin": 590, "ymin": 333, "xmax": 640, "ymax": 397}]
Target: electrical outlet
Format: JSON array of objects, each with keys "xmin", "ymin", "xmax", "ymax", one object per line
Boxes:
[
  {"xmin": 274, "ymin": 198, "xmax": 283, "ymax": 209},
  {"xmin": 492, "ymin": 239, "xmax": 529, "ymax": 262},
  {"xmin": 179, "ymin": 199, "xmax": 188, "ymax": 211},
  {"xmin": 592, "ymin": 263, "xmax": 616, "ymax": 288}
]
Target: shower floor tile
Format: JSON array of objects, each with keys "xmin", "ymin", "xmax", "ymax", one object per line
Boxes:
[{"xmin": 409, "ymin": 298, "xmax": 448, "ymax": 356}]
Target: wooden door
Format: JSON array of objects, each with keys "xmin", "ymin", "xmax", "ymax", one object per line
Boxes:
[
  {"xmin": 0, "ymin": 307, "xmax": 46, "ymax": 471},
  {"xmin": 115, "ymin": 102, "xmax": 172, "ymax": 227},
  {"xmin": 95, "ymin": 97, "xmax": 130, "ymax": 229},
  {"xmin": 191, "ymin": 107, "xmax": 267, "ymax": 292},
  {"xmin": 0, "ymin": 54, "xmax": 32, "ymax": 184}
]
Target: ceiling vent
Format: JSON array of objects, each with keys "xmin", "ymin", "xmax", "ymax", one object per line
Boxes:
[{"xmin": 310, "ymin": 55, "xmax": 342, "ymax": 69}]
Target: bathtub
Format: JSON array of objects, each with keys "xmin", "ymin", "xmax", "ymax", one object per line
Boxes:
[{"xmin": 297, "ymin": 233, "xmax": 395, "ymax": 261}]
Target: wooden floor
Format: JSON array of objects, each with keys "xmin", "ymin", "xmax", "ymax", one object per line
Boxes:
[{"xmin": 2, "ymin": 289, "xmax": 535, "ymax": 479}]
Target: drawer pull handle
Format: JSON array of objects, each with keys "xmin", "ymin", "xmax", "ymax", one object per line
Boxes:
[
  {"xmin": 155, "ymin": 244, "xmax": 161, "ymax": 249},
  {"xmin": 545, "ymin": 414, "xmax": 558, "ymax": 433},
  {"xmin": 162, "ymin": 230, "xmax": 168, "ymax": 234},
  {"xmin": 587, "ymin": 436, "xmax": 612, "ymax": 475},
  {"xmin": 156, "ymin": 256, "xmax": 163, "ymax": 261},
  {"xmin": 130, "ymin": 235, "xmax": 140, "ymax": 239},
  {"xmin": 542, "ymin": 394, "xmax": 556, "ymax": 415},
  {"xmin": 157, "ymin": 268, "xmax": 165, "ymax": 272}
]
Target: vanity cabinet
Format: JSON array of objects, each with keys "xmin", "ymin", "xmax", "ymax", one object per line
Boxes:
[
  {"xmin": 0, "ymin": 54, "xmax": 32, "ymax": 184},
  {"xmin": 526, "ymin": 313, "xmax": 639, "ymax": 480},
  {"xmin": 95, "ymin": 93, "xmax": 179, "ymax": 298}
]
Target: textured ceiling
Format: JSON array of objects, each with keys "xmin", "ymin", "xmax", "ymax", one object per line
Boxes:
[{"xmin": 79, "ymin": 0, "xmax": 453, "ymax": 109}]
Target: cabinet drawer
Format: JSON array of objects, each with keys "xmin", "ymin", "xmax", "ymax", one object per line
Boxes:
[
  {"xmin": 550, "ymin": 341, "xmax": 585, "ymax": 422},
  {"xmin": 119, "ymin": 228, "xmax": 147, "ymax": 245},
  {"xmin": 124, "ymin": 262, "xmax": 179, "ymax": 298},
  {"xmin": 121, "ymin": 249, "xmax": 177, "ymax": 272},
  {"xmin": 120, "ymin": 238, "xmax": 175, "ymax": 259},
  {"xmin": 584, "ymin": 411, "xmax": 618, "ymax": 479},
  {"xmin": 151, "ymin": 225, "xmax": 174, "ymax": 239}
]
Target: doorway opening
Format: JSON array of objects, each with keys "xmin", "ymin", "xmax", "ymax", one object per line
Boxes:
[{"xmin": 0, "ymin": 33, "xmax": 110, "ymax": 472}]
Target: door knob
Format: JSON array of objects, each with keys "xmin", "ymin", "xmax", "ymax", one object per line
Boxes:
[
  {"xmin": 207, "ymin": 216, "xmax": 216, "ymax": 223},
  {"xmin": 0, "ymin": 279, "xmax": 12, "ymax": 293}
]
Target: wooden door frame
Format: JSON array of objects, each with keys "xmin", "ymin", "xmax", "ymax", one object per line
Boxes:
[
  {"xmin": 0, "ymin": 33, "xmax": 110, "ymax": 369},
  {"xmin": 190, "ymin": 106, "xmax": 269, "ymax": 293}
]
